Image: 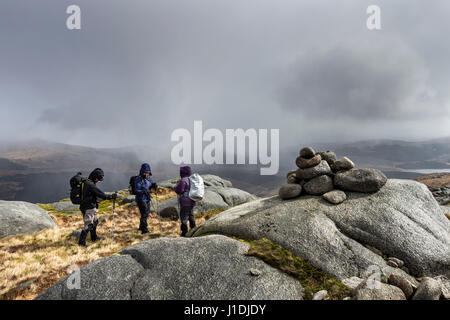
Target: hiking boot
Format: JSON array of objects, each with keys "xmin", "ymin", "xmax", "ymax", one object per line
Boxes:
[
  {"xmin": 140, "ymin": 229, "xmax": 149, "ymax": 234},
  {"xmin": 90, "ymin": 227, "xmax": 103, "ymax": 242},
  {"xmin": 78, "ymin": 229, "xmax": 88, "ymax": 247},
  {"xmin": 90, "ymin": 220, "xmax": 103, "ymax": 241}
]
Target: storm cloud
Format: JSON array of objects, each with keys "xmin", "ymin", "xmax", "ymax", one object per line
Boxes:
[
  {"xmin": 0, "ymin": 0, "xmax": 449, "ymax": 149},
  {"xmin": 278, "ymin": 41, "xmax": 445, "ymax": 120}
]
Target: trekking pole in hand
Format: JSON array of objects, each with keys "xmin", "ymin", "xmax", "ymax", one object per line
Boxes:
[
  {"xmin": 112, "ymin": 192, "xmax": 116, "ymax": 241},
  {"xmin": 151, "ymin": 188, "xmax": 162, "ymax": 234}
]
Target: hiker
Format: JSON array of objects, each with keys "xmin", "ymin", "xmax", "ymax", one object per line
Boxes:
[
  {"xmin": 79, "ymin": 168, "xmax": 117, "ymax": 247},
  {"xmin": 135, "ymin": 163, "xmax": 158, "ymax": 234},
  {"xmin": 174, "ymin": 166, "xmax": 196, "ymax": 237}
]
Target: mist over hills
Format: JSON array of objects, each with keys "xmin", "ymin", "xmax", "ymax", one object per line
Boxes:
[{"xmin": 0, "ymin": 137, "xmax": 449, "ymax": 202}]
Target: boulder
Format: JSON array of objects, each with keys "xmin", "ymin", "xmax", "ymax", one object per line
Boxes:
[
  {"xmin": 122, "ymin": 195, "xmax": 136, "ymax": 204},
  {"xmin": 296, "ymin": 160, "xmax": 332, "ymax": 181},
  {"xmin": 158, "ymin": 174, "xmax": 233, "ymax": 190},
  {"xmin": 201, "ymin": 175, "xmax": 233, "ymax": 188},
  {"xmin": 341, "ymin": 277, "xmax": 364, "ymax": 290},
  {"xmin": 312, "ymin": 290, "xmax": 328, "ymax": 300},
  {"xmin": 323, "ymin": 190, "xmax": 347, "ymax": 204},
  {"xmin": 192, "ymin": 179, "xmax": 449, "ymax": 280},
  {"xmin": 296, "ymin": 154, "xmax": 322, "ymax": 169},
  {"xmin": 331, "ymin": 157, "xmax": 355, "ymax": 172},
  {"xmin": 353, "ymin": 279, "xmax": 406, "ymax": 300},
  {"xmin": 35, "ymin": 255, "xmax": 145, "ymax": 300},
  {"xmin": 125, "ymin": 235, "xmax": 302, "ymax": 299},
  {"xmin": 207, "ymin": 186, "xmax": 258, "ymax": 207},
  {"xmin": 51, "ymin": 201, "xmax": 80, "ymax": 214},
  {"xmin": 334, "ymin": 168, "xmax": 387, "ymax": 193},
  {"xmin": 157, "ymin": 187, "xmax": 257, "ymax": 216},
  {"xmin": 38, "ymin": 236, "xmax": 303, "ymax": 300},
  {"xmin": 434, "ymin": 275, "xmax": 450, "ymax": 299},
  {"xmin": 0, "ymin": 200, "xmax": 56, "ymax": 238},
  {"xmin": 287, "ymin": 174, "xmax": 300, "ymax": 184},
  {"xmin": 387, "ymin": 257, "xmax": 404, "ymax": 268},
  {"xmin": 412, "ymin": 277, "xmax": 442, "ymax": 300},
  {"xmin": 388, "ymin": 274, "xmax": 414, "ymax": 299},
  {"xmin": 299, "ymin": 147, "xmax": 315, "ymax": 159},
  {"xmin": 317, "ymin": 151, "xmax": 337, "ymax": 166},
  {"xmin": 303, "ymin": 175, "xmax": 334, "ymax": 196},
  {"xmin": 159, "ymin": 207, "xmax": 179, "ymax": 220},
  {"xmin": 157, "ymin": 190, "xmax": 227, "ymax": 216},
  {"xmin": 279, "ymin": 184, "xmax": 302, "ymax": 200}
]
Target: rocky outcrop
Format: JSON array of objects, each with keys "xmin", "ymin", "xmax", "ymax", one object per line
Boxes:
[
  {"xmin": 35, "ymin": 255, "xmax": 144, "ymax": 300},
  {"xmin": 36, "ymin": 235, "xmax": 304, "ymax": 300},
  {"xmin": 412, "ymin": 277, "xmax": 442, "ymax": 300},
  {"xmin": 0, "ymin": 200, "xmax": 55, "ymax": 238},
  {"xmin": 281, "ymin": 146, "xmax": 387, "ymax": 202},
  {"xmin": 157, "ymin": 175, "xmax": 258, "ymax": 218},
  {"xmin": 279, "ymin": 184, "xmax": 302, "ymax": 200},
  {"xmin": 158, "ymin": 174, "xmax": 233, "ymax": 189},
  {"xmin": 334, "ymin": 168, "xmax": 387, "ymax": 193},
  {"xmin": 303, "ymin": 175, "xmax": 333, "ymax": 195},
  {"xmin": 388, "ymin": 274, "xmax": 414, "ymax": 299},
  {"xmin": 323, "ymin": 190, "xmax": 347, "ymax": 204},
  {"xmin": 353, "ymin": 279, "xmax": 406, "ymax": 300},
  {"xmin": 50, "ymin": 200, "xmax": 80, "ymax": 214},
  {"xmin": 192, "ymin": 179, "xmax": 450, "ymax": 281},
  {"xmin": 429, "ymin": 185, "xmax": 450, "ymax": 205}
]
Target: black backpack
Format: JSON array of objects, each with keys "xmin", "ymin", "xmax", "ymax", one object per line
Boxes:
[
  {"xmin": 70, "ymin": 172, "xmax": 86, "ymax": 205},
  {"xmin": 129, "ymin": 175, "xmax": 138, "ymax": 195}
]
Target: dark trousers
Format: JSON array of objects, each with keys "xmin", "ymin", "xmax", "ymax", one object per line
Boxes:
[
  {"xmin": 180, "ymin": 206, "xmax": 195, "ymax": 236},
  {"xmin": 137, "ymin": 201, "xmax": 151, "ymax": 231}
]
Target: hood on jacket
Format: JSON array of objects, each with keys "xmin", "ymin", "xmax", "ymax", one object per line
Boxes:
[
  {"xmin": 180, "ymin": 166, "xmax": 192, "ymax": 178},
  {"xmin": 140, "ymin": 163, "xmax": 152, "ymax": 176},
  {"xmin": 88, "ymin": 168, "xmax": 104, "ymax": 182}
]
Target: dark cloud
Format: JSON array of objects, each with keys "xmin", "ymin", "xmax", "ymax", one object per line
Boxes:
[
  {"xmin": 0, "ymin": 0, "xmax": 449, "ymax": 148},
  {"xmin": 278, "ymin": 41, "xmax": 446, "ymax": 120}
]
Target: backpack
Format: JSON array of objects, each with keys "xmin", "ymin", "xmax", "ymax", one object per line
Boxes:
[
  {"xmin": 129, "ymin": 175, "xmax": 138, "ymax": 195},
  {"xmin": 188, "ymin": 173, "xmax": 204, "ymax": 201},
  {"xmin": 70, "ymin": 172, "xmax": 86, "ymax": 205}
]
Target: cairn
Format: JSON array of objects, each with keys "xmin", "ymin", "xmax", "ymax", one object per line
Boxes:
[{"xmin": 279, "ymin": 147, "xmax": 387, "ymax": 204}]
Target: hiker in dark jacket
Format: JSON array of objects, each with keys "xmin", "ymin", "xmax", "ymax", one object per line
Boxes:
[
  {"xmin": 174, "ymin": 166, "xmax": 196, "ymax": 237},
  {"xmin": 135, "ymin": 163, "xmax": 158, "ymax": 234},
  {"xmin": 79, "ymin": 168, "xmax": 117, "ymax": 247}
]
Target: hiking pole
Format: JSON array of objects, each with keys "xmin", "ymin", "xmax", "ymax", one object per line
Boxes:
[
  {"xmin": 112, "ymin": 192, "xmax": 116, "ymax": 241},
  {"xmin": 155, "ymin": 189, "xmax": 162, "ymax": 234},
  {"xmin": 150, "ymin": 188, "xmax": 162, "ymax": 234}
]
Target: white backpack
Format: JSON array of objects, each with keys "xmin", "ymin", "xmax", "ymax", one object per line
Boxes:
[{"xmin": 188, "ymin": 173, "xmax": 204, "ymax": 201}]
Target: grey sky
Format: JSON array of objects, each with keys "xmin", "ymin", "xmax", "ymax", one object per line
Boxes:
[{"xmin": 1, "ymin": 0, "xmax": 449, "ymax": 149}]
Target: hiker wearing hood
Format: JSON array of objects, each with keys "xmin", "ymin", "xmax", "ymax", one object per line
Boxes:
[
  {"xmin": 135, "ymin": 163, "xmax": 158, "ymax": 234},
  {"xmin": 174, "ymin": 166, "xmax": 196, "ymax": 237},
  {"xmin": 79, "ymin": 168, "xmax": 117, "ymax": 247}
]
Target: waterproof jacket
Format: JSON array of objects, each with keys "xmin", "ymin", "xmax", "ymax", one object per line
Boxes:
[
  {"xmin": 80, "ymin": 169, "xmax": 110, "ymax": 213},
  {"xmin": 135, "ymin": 163, "xmax": 156, "ymax": 203},
  {"xmin": 175, "ymin": 166, "xmax": 195, "ymax": 207}
]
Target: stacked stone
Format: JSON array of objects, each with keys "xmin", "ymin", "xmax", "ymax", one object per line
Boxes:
[{"xmin": 279, "ymin": 146, "xmax": 387, "ymax": 205}]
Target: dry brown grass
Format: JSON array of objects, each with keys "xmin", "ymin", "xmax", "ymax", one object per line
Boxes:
[
  {"xmin": 0, "ymin": 188, "xmax": 221, "ymax": 300},
  {"xmin": 413, "ymin": 173, "xmax": 450, "ymax": 189}
]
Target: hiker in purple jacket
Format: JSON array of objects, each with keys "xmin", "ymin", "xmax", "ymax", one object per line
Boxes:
[{"xmin": 174, "ymin": 166, "xmax": 196, "ymax": 237}]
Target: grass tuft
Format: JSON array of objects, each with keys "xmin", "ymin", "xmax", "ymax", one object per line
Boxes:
[{"xmin": 244, "ymin": 238, "xmax": 351, "ymax": 300}]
